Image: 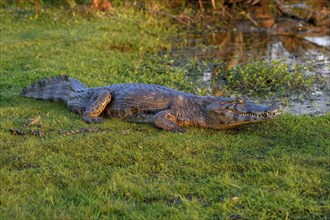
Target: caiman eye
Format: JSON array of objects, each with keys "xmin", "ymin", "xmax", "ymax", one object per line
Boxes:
[{"xmin": 236, "ymin": 97, "xmax": 244, "ymax": 104}]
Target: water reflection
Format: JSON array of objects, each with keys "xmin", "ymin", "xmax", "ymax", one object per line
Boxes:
[{"xmin": 172, "ymin": 0, "xmax": 330, "ymax": 115}]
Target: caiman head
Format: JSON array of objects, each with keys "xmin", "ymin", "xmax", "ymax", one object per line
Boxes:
[{"xmin": 205, "ymin": 96, "xmax": 283, "ymax": 129}]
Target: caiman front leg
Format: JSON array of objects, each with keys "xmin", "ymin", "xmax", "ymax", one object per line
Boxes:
[
  {"xmin": 152, "ymin": 110, "xmax": 186, "ymax": 133},
  {"xmin": 83, "ymin": 90, "xmax": 112, "ymax": 123}
]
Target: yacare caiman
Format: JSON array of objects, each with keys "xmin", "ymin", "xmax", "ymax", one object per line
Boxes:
[{"xmin": 21, "ymin": 75, "xmax": 283, "ymax": 132}]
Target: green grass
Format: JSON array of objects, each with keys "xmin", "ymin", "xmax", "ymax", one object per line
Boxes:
[
  {"xmin": 1, "ymin": 5, "xmax": 330, "ymax": 219},
  {"xmin": 219, "ymin": 60, "xmax": 316, "ymax": 98}
]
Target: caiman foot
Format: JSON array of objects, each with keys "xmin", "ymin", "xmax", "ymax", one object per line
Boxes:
[
  {"xmin": 153, "ymin": 110, "xmax": 186, "ymax": 133},
  {"xmin": 82, "ymin": 90, "xmax": 112, "ymax": 124}
]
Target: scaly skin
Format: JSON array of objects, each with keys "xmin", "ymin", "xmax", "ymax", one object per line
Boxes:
[{"xmin": 21, "ymin": 75, "xmax": 283, "ymax": 132}]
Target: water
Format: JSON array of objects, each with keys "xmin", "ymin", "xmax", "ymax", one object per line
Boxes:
[{"xmin": 169, "ymin": 0, "xmax": 330, "ymax": 115}]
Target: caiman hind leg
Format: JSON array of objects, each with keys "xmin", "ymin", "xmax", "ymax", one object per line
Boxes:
[
  {"xmin": 83, "ymin": 90, "xmax": 112, "ymax": 123},
  {"xmin": 152, "ymin": 110, "xmax": 186, "ymax": 133}
]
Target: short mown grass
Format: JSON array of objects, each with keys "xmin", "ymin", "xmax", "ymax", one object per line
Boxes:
[{"xmin": 1, "ymin": 4, "xmax": 329, "ymax": 219}]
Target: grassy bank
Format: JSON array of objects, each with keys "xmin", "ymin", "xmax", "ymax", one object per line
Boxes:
[{"xmin": 1, "ymin": 5, "xmax": 329, "ymax": 219}]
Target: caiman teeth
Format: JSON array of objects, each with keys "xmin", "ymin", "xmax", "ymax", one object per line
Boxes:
[{"xmin": 240, "ymin": 111, "xmax": 280, "ymax": 117}]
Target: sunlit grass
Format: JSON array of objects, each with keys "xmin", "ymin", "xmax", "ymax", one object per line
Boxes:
[
  {"xmin": 220, "ymin": 60, "xmax": 316, "ymax": 97},
  {"xmin": 1, "ymin": 5, "xmax": 329, "ymax": 219}
]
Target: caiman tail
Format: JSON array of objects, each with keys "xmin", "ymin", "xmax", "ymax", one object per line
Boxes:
[{"xmin": 21, "ymin": 75, "xmax": 87, "ymax": 104}]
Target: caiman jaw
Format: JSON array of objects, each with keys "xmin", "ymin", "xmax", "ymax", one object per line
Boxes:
[
  {"xmin": 238, "ymin": 110, "xmax": 281, "ymax": 118},
  {"xmin": 226, "ymin": 103, "xmax": 283, "ymax": 126},
  {"xmin": 208, "ymin": 101, "xmax": 284, "ymax": 129}
]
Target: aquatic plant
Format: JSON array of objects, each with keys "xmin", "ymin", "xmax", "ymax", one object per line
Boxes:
[{"xmin": 218, "ymin": 60, "xmax": 315, "ymax": 98}]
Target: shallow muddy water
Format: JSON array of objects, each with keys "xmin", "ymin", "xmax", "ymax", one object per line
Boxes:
[{"xmin": 170, "ymin": 0, "xmax": 330, "ymax": 115}]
